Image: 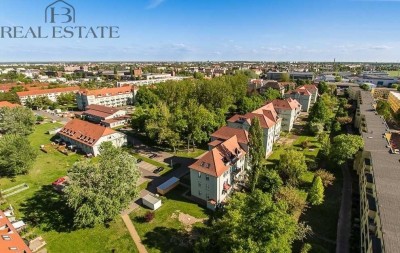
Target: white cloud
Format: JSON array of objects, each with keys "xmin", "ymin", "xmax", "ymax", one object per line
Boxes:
[
  {"xmin": 147, "ymin": 0, "xmax": 165, "ymax": 9},
  {"xmin": 369, "ymin": 45, "xmax": 392, "ymax": 50}
]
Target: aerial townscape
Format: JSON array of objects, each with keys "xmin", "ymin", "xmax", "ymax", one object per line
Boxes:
[{"xmin": 1, "ymin": 1, "xmax": 400, "ymax": 253}]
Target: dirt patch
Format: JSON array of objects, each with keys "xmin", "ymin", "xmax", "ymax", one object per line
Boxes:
[{"xmin": 171, "ymin": 211, "xmax": 206, "ymax": 231}]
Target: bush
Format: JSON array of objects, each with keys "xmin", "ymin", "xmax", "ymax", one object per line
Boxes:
[
  {"xmin": 300, "ymin": 243, "xmax": 312, "ymax": 253},
  {"xmin": 315, "ymin": 169, "xmax": 335, "ymax": 187},
  {"xmin": 302, "ymin": 141, "xmax": 310, "ymax": 148},
  {"xmin": 144, "ymin": 211, "xmax": 155, "ymax": 222}
]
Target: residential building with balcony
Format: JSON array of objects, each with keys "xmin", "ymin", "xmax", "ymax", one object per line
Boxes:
[
  {"xmin": 272, "ymin": 98, "xmax": 302, "ymax": 132},
  {"xmin": 351, "ymin": 87, "xmax": 400, "ymax": 253},
  {"xmin": 76, "ymin": 86, "xmax": 137, "ymax": 110},
  {"xmin": 284, "ymin": 84, "xmax": 318, "ymax": 112},
  {"xmin": 189, "ymin": 135, "xmax": 247, "ymax": 210},
  {"xmin": 387, "ymin": 91, "xmax": 400, "ymax": 114},
  {"xmin": 227, "ymin": 102, "xmax": 281, "ymax": 157}
]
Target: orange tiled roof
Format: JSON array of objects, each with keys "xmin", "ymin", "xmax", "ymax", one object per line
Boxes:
[
  {"xmin": 0, "ymin": 101, "xmax": 20, "ymax": 108},
  {"xmin": 0, "ymin": 210, "xmax": 32, "ymax": 253},
  {"xmin": 211, "ymin": 126, "xmax": 249, "ymax": 145},
  {"xmin": 79, "ymin": 86, "xmax": 134, "ymax": 97},
  {"xmin": 16, "ymin": 86, "xmax": 80, "ymax": 97},
  {"xmin": 272, "ymin": 98, "xmax": 301, "ymax": 110},
  {"xmin": 58, "ymin": 119, "xmax": 117, "ymax": 147},
  {"xmin": 189, "ymin": 136, "xmax": 246, "ymax": 177}
]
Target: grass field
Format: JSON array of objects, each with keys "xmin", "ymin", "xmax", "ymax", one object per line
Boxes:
[
  {"xmin": 130, "ymin": 185, "xmax": 209, "ymax": 253},
  {"xmin": 387, "ymin": 70, "xmax": 400, "ymax": 77},
  {"xmin": 0, "ymin": 123, "xmax": 138, "ymax": 253}
]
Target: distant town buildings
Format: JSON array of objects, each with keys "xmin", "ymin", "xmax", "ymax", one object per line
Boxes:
[
  {"xmin": 57, "ymin": 119, "xmax": 127, "ymax": 156},
  {"xmin": 17, "ymin": 86, "xmax": 80, "ymax": 105},
  {"xmin": 76, "ymin": 86, "xmax": 137, "ymax": 110}
]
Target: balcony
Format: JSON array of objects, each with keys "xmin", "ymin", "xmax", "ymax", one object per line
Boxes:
[{"xmin": 367, "ymin": 194, "xmax": 377, "ymax": 212}]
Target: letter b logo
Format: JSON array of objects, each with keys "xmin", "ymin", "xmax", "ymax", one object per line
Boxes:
[{"xmin": 45, "ymin": 0, "xmax": 75, "ymax": 24}]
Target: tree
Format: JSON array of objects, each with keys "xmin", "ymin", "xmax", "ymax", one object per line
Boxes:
[
  {"xmin": 193, "ymin": 72, "xmax": 205, "ymax": 80},
  {"xmin": 317, "ymin": 132, "xmax": 331, "ymax": 158},
  {"xmin": 238, "ymin": 95, "xmax": 263, "ymax": 114},
  {"xmin": 318, "ymin": 81, "xmax": 329, "ymax": 95},
  {"xmin": 300, "ymin": 243, "xmax": 312, "ymax": 253},
  {"xmin": 332, "ymin": 121, "xmax": 341, "ymax": 133},
  {"xmin": 330, "ymin": 134, "xmax": 364, "ymax": 165},
  {"xmin": 278, "ymin": 149, "xmax": 308, "ymax": 186},
  {"xmin": 195, "ymin": 190, "xmax": 298, "ymax": 253},
  {"xmin": 334, "ymin": 76, "xmax": 342, "ymax": 82},
  {"xmin": 57, "ymin": 92, "xmax": 76, "ymax": 106},
  {"xmin": 308, "ymin": 176, "xmax": 324, "ymax": 205},
  {"xmin": 0, "ymin": 134, "xmax": 37, "ymax": 176},
  {"xmin": 262, "ymin": 87, "xmax": 281, "ymax": 101},
  {"xmin": 248, "ymin": 117, "xmax": 265, "ymax": 192},
  {"xmin": 258, "ymin": 168, "xmax": 282, "ymax": 194},
  {"xmin": 0, "ymin": 106, "xmax": 36, "ymax": 136},
  {"xmin": 376, "ymin": 100, "xmax": 392, "ymax": 120},
  {"xmin": 315, "ymin": 169, "xmax": 335, "ymax": 187},
  {"xmin": 134, "ymin": 88, "xmax": 159, "ymax": 106},
  {"xmin": 275, "ymin": 186, "xmax": 307, "ymax": 219},
  {"xmin": 65, "ymin": 142, "xmax": 140, "ymax": 228},
  {"xmin": 281, "ymin": 72, "xmax": 290, "ymax": 82}
]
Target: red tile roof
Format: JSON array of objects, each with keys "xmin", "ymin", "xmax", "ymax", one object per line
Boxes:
[
  {"xmin": 0, "ymin": 101, "xmax": 20, "ymax": 108},
  {"xmin": 79, "ymin": 86, "xmax": 134, "ymax": 97},
  {"xmin": 211, "ymin": 126, "xmax": 249, "ymax": 145},
  {"xmin": 0, "ymin": 210, "xmax": 32, "ymax": 253},
  {"xmin": 58, "ymin": 119, "xmax": 117, "ymax": 147},
  {"xmin": 272, "ymin": 98, "xmax": 301, "ymax": 110},
  {"xmin": 16, "ymin": 86, "xmax": 80, "ymax": 97},
  {"xmin": 189, "ymin": 136, "xmax": 246, "ymax": 177}
]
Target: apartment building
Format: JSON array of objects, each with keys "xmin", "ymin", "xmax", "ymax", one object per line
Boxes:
[
  {"xmin": 76, "ymin": 86, "xmax": 137, "ymax": 110},
  {"xmin": 272, "ymin": 98, "xmax": 302, "ymax": 132},
  {"xmin": 17, "ymin": 86, "xmax": 80, "ymax": 105},
  {"xmin": 81, "ymin": 105, "xmax": 128, "ymax": 128},
  {"xmin": 387, "ymin": 91, "xmax": 400, "ymax": 114},
  {"xmin": 284, "ymin": 85, "xmax": 318, "ymax": 112},
  {"xmin": 189, "ymin": 135, "xmax": 247, "ymax": 210},
  {"xmin": 210, "ymin": 126, "xmax": 249, "ymax": 152},
  {"xmin": 57, "ymin": 119, "xmax": 127, "ymax": 156},
  {"xmin": 351, "ymin": 87, "xmax": 400, "ymax": 253},
  {"xmin": 227, "ymin": 102, "xmax": 281, "ymax": 157}
]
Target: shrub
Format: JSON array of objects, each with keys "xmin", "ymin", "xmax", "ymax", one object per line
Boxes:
[
  {"xmin": 302, "ymin": 140, "xmax": 310, "ymax": 148},
  {"xmin": 315, "ymin": 169, "xmax": 335, "ymax": 187},
  {"xmin": 144, "ymin": 211, "xmax": 155, "ymax": 222}
]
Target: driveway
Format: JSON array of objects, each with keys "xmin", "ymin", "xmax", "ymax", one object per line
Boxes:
[{"xmin": 34, "ymin": 110, "xmax": 71, "ymax": 125}]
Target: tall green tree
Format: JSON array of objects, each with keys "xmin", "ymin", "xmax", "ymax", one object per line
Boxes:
[
  {"xmin": 330, "ymin": 134, "xmax": 364, "ymax": 165},
  {"xmin": 0, "ymin": 134, "xmax": 37, "ymax": 176},
  {"xmin": 65, "ymin": 142, "xmax": 140, "ymax": 228},
  {"xmin": 0, "ymin": 106, "xmax": 36, "ymax": 136},
  {"xmin": 278, "ymin": 149, "xmax": 308, "ymax": 186},
  {"xmin": 308, "ymin": 176, "xmax": 324, "ymax": 205},
  {"xmin": 318, "ymin": 81, "xmax": 329, "ymax": 94},
  {"xmin": 376, "ymin": 100, "xmax": 392, "ymax": 120},
  {"xmin": 248, "ymin": 117, "xmax": 265, "ymax": 192},
  {"xmin": 262, "ymin": 87, "xmax": 281, "ymax": 101},
  {"xmin": 195, "ymin": 190, "xmax": 298, "ymax": 253}
]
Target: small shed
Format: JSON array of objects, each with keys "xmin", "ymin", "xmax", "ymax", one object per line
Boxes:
[
  {"xmin": 157, "ymin": 177, "xmax": 180, "ymax": 195},
  {"xmin": 142, "ymin": 194, "xmax": 162, "ymax": 210}
]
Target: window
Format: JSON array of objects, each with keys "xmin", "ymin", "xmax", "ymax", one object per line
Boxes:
[
  {"xmin": 8, "ymin": 247, "xmax": 17, "ymax": 250},
  {"xmin": 198, "ymin": 182, "xmax": 201, "ymax": 187},
  {"xmin": 206, "ymin": 175, "xmax": 209, "ymax": 181},
  {"xmin": 206, "ymin": 194, "xmax": 210, "ymax": 199},
  {"xmin": 2, "ymin": 235, "xmax": 10, "ymax": 240},
  {"xmin": 198, "ymin": 190, "xmax": 202, "ymax": 196},
  {"xmin": 206, "ymin": 184, "xmax": 210, "ymax": 190},
  {"xmin": 198, "ymin": 172, "xmax": 201, "ymax": 178}
]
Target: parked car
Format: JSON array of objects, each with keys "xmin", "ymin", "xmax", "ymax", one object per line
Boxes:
[{"xmin": 153, "ymin": 167, "xmax": 164, "ymax": 174}]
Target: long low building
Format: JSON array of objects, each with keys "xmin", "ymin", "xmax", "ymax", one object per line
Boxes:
[
  {"xmin": 351, "ymin": 87, "xmax": 400, "ymax": 253},
  {"xmin": 76, "ymin": 85, "xmax": 137, "ymax": 110},
  {"xmin": 17, "ymin": 86, "xmax": 80, "ymax": 105},
  {"xmin": 81, "ymin": 104, "xmax": 129, "ymax": 128},
  {"xmin": 57, "ymin": 119, "xmax": 127, "ymax": 156}
]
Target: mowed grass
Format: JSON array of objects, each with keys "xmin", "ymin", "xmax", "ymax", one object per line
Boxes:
[
  {"xmin": 130, "ymin": 185, "xmax": 209, "ymax": 253},
  {"xmin": 387, "ymin": 70, "xmax": 400, "ymax": 77},
  {"xmin": 0, "ymin": 123, "xmax": 138, "ymax": 253}
]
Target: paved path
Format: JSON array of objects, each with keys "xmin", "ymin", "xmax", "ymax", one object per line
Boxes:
[
  {"xmin": 336, "ymin": 125, "xmax": 354, "ymax": 253},
  {"xmin": 34, "ymin": 110, "xmax": 71, "ymax": 125},
  {"xmin": 121, "ymin": 214, "xmax": 148, "ymax": 253}
]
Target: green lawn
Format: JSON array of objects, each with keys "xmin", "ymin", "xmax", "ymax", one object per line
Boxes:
[
  {"xmin": 130, "ymin": 185, "xmax": 209, "ymax": 253},
  {"xmin": 387, "ymin": 70, "xmax": 400, "ymax": 77},
  {"xmin": 175, "ymin": 148, "xmax": 207, "ymax": 159},
  {"xmin": 0, "ymin": 123, "xmax": 138, "ymax": 253}
]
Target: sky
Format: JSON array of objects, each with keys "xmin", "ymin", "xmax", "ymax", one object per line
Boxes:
[{"xmin": 0, "ymin": 0, "xmax": 400, "ymax": 62}]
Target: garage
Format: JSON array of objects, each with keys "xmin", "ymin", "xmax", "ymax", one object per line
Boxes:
[{"xmin": 142, "ymin": 194, "xmax": 162, "ymax": 210}]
